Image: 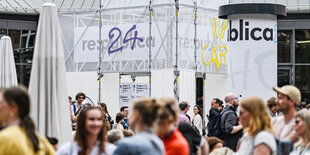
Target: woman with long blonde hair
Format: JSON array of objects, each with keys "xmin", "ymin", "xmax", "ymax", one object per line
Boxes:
[
  {"xmin": 290, "ymin": 110, "xmax": 310, "ymax": 155},
  {"xmin": 236, "ymin": 96, "xmax": 277, "ymax": 155}
]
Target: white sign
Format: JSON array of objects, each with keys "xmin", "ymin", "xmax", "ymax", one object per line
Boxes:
[
  {"xmin": 227, "ymin": 14, "xmax": 277, "ymax": 101},
  {"xmin": 132, "ymin": 83, "xmax": 149, "ymax": 99},
  {"xmin": 119, "ymin": 82, "xmax": 150, "ymax": 107},
  {"xmin": 119, "ymin": 83, "xmax": 132, "ymax": 107}
]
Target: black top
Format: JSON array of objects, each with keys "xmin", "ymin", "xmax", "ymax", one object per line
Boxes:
[{"xmin": 218, "ymin": 3, "xmax": 286, "ymax": 19}]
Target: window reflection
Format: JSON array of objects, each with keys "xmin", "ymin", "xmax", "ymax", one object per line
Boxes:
[
  {"xmin": 295, "ymin": 66, "xmax": 310, "ymax": 103},
  {"xmin": 11, "ymin": 29, "xmax": 36, "ymax": 87},
  {"xmin": 278, "ymin": 30, "xmax": 291, "ymax": 63},
  {"xmin": 295, "ymin": 29, "xmax": 310, "ymax": 63},
  {"xmin": 277, "ymin": 69, "xmax": 290, "ymax": 87}
]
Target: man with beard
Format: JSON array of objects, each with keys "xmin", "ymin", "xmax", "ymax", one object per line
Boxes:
[
  {"xmin": 207, "ymin": 98, "xmax": 223, "ymax": 137},
  {"xmin": 220, "ymin": 93, "xmax": 243, "ymax": 151},
  {"xmin": 272, "ymin": 85, "xmax": 301, "ymax": 140}
]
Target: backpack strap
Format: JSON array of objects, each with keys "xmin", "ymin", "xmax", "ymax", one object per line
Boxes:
[
  {"xmin": 74, "ymin": 105, "xmax": 83, "ymax": 116},
  {"xmin": 73, "ymin": 104, "xmax": 76, "ymax": 114}
]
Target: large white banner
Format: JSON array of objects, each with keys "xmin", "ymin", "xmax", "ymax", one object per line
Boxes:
[
  {"xmin": 178, "ymin": 20, "xmax": 228, "ymax": 72},
  {"xmin": 74, "ymin": 23, "xmax": 166, "ymax": 62},
  {"xmin": 227, "ymin": 14, "xmax": 277, "ymax": 101}
]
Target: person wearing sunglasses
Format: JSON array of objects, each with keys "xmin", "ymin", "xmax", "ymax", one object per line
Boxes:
[
  {"xmin": 290, "ymin": 110, "xmax": 310, "ymax": 155},
  {"xmin": 70, "ymin": 92, "xmax": 86, "ymax": 130}
]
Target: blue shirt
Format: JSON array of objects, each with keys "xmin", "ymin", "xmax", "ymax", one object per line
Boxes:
[{"xmin": 113, "ymin": 129, "xmax": 165, "ymax": 155}]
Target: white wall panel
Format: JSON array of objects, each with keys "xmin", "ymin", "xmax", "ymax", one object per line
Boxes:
[
  {"xmin": 179, "ymin": 69, "xmax": 196, "ymax": 119},
  {"xmin": 101, "ymin": 73, "xmax": 120, "ymax": 121},
  {"xmin": 66, "ymin": 71, "xmax": 98, "ymax": 105},
  {"xmin": 151, "ymin": 69, "xmax": 174, "ymax": 99},
  {"xmin": 66, "ymin": 72, "xmax": 120, "ymax": 121},
  {"xmin": 203, "ymin": 74, "xmax": 227, "ymax": 125}
]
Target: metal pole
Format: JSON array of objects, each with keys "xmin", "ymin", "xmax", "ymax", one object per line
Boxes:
[
  {"xmin": 194, "ymin": 1, "xmax": 197, "ymax": 72},
  {"xmin": 148, "ymin": 0, "xmax": 153, "ymax": 97},
  {"xmin": 174, "ymin": 0, "xmax": 179, "ymax": 101},
  {"xmin": 98, "ymin": 0, "xmax": 103, "ymax": 103}
]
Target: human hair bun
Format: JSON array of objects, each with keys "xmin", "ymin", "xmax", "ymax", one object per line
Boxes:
[{"xmin": 132, "ymin": 98, "xmax": 160, "ymax": 127}]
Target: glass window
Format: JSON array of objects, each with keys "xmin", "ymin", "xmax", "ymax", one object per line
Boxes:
[
  {"xmin": 295, "ymin": 66, "xmax": 310, "ymax": 102},
  {"xmin": 277, "ymin": 30, "xmax": 291, "ymax": 63},
  {"xmin": 295, "ymin": 29, "xmax": 310, "ymax": 63},
  {"xmin": 277, "ymin": 69, "xmax": 290, "ymax": 87},
  {"xmin": 8, "ymin": 29, "xmax": 21, "ymax": 50}
]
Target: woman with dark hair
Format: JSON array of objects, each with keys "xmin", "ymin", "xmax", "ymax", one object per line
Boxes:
[
  {"xmin": 192, "ymin": 105, "xmax": 203, "ymax": 135},
  {"xmin": 112, "ymin": 112, "xmax": 124, "ymax": 130},
  {"xmin": 99, "ymin": 102, "xmax": 113, "ymax": 130},
  {"xmin": 57, "ymin": 106, "xmax": 116, "ymax": 155},
  {"xmin": 113, "ymin": 98, "xmax": 165, "ymax": 155},
  {"xmin": 0, "ymin": 86, "xmax": 54, "ymax": 154}
]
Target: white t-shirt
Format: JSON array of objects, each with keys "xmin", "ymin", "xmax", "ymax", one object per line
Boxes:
[
  {"xmin": 272, "ymin": 115, "xmax": 295, "ymax": 139},
  {"xmin": 57, "ymin": 141, "xmax": 116, "ymax": 155},
  {"xmin": 192, "ymin": 114, "xmax": 203, "ymax": 135},
  {"xmin": 236, "ymin": 131, "xmax": 277, "ymax": 155}
]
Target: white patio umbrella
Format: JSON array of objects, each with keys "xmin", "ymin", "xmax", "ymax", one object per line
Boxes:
[
  {"xmin": 28, "ymin": 3, "xmax": 72, "ymax": 144},
  {"xmin": 0, "ymin": 36, "xmax": 18, "ymax": 88}
]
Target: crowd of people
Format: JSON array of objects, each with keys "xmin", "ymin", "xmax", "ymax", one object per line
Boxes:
[{"xmin": 0, "ymin": 85, "xmax": 310, "ymax": 155}]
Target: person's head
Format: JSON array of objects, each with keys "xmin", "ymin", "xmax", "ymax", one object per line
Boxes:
[
  {"xmin": 75, "ymin": 92, "xmax": 86, "ymax": 104},
  {"xmin": 273, "ymin": 85, "xmax": 301, "ymax": 113},
  {"xmin": 300, "ymin": 102, "xmax": 307, "ymax": 109},
  {"xmin": 224, "ymin": 93, "xmax": 239, "ymax": 108},
  {"xmin": 179, "ymin": 101, "xmax": 190, "ymax": 113},
  {"xmin": 193, "ymin": 105, "xmax": 202, "ymax": 117},
  {"xmin": 211, "ymin": 98, "xmax": 223, "ymax": 109},
  {"xmin": 98, "ymin": 102, "xmax": 109, "ymax": 114},
  {"xmin": 68, "ymin": 96, "xmax": 73, "ymax": 105},
  {"xmin": 46, "ymin": 137, "xmax": 58, "ymax": 151},
  {"xmin": 120, "ymin": 106, "xmax": 129, "ymax": 118},
  {"xmin": 206, "ymin": 137, "xmax": 224, "ymax": 152},
  {"xmin": 115, "ymin": 112, "xmax": 124, "ymax": 123},
  {"xmin": 156, "ymin": 98, "xmax": 178, "ymax": 136},
  {"xmin": 123, "ymin": 129, "xmax": 134, "ymax": 137},
  {"xmin": 75, "ymin": 107, "xmax": 105, "ymax": 154},
  {"xmin": 239, "ymin": 96, "xmax": 273, "ymax": 137},
  {"xmin": 107, "ymin": 129, "xmax": 124, "ymax": 144},
  {"xmin": 267, "ymin": 97, "xmax": 277, "ymax": 114},
  {"xmin": 307, "ymin": 104, "xmax": 310, "ymax": 110},
  {"xmin": 129, "ymin": 98, "xmax": 160, "ymax": 132},
  {"xmin": 85, "ymin": 103, "xmax": 92, "ymax": 107},
  {"xmin": 0, "ymin": 86, "xmax": 40, "ymax": 152},
  {"xmin": 294, "ymin": 110, "xmax": 310, "ymax": 143}
]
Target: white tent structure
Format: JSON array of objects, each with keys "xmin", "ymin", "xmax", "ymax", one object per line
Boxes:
[
  {"xmin": 28, "ymin": 3, "xmax": 72, "ymax": 144},
  {"xmin": 0, "ymin": 36, "xmax": 18, "ymax": 88}
]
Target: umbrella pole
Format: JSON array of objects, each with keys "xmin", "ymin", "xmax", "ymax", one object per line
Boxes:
[{"xmin": 98, "ymin": 0, "xmax": 103, "ymax": 103}]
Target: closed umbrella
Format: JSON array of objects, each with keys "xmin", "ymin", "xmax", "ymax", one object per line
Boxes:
[
  {"xmin": 28, "ymin": 3, "xmax": 72, "ymax": 144},
  {"xmin": 0, "ymin": 36, "xmax": 18, "ymax": 88}
]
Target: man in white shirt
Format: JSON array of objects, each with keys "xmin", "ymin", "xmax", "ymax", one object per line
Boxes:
[{"xmin": 272, "ymin": 85, "xmax": 301, "ymax": 140}]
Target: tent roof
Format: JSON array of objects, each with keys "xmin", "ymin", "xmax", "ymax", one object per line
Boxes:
[
  {"xmin": 0, "ymin": 0, "xmax": 307, "ymax": 16},
  {"xmin": 0, "ymin": 0, "xmax": 224, "ymax": 14}
]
